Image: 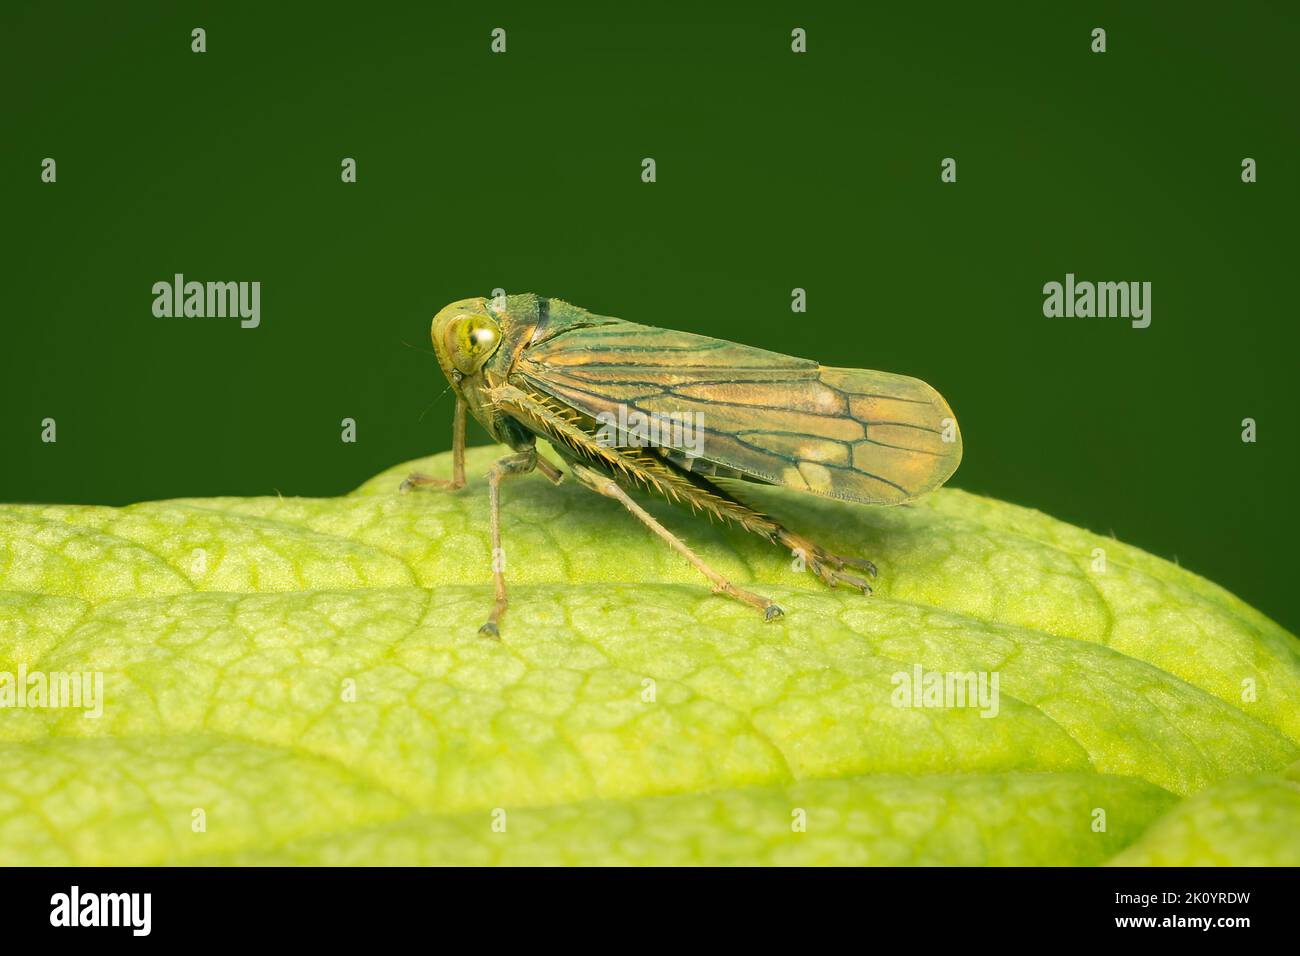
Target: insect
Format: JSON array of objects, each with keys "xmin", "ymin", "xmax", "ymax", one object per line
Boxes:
[{"xmin": 405, "ymin": 294, "xmax": 962, "ymax": 637}]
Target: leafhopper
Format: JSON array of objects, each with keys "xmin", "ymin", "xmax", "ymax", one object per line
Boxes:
[{"xmin": 407, "ymin": 294, "xmax": 962, "ymax": 637}]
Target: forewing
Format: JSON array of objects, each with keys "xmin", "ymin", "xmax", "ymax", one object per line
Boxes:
[{"xmin": 513, "ymin": 319, "xmax": 962, "ymax": 504}]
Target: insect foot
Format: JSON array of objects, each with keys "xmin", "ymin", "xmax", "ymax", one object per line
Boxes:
[
  {"xmin": 782, "ymin": 531, "xmax": 877, "ymax": 595},
  {"xmin": 812, "ymin": 561, "xmax": 875, "ymax": 596},
  {"xmin": 399, "ymin": 471, "xmax": 442, "ymax": 493},
  {"xmin": 398, "ymin": 469, "xmax": 467, "ymax": 495},
  {"xmin": 710, "ymin": 581, "xmax": 783, "ymax": 621}
]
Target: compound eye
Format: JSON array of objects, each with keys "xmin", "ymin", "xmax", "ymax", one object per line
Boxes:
[{"xmin": 448, "ymin": 314, "xmax": 501, "ymax": 374}]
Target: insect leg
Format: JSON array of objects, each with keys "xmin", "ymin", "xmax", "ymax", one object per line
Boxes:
[
  {"xmin": 479, "ymin": 446, "xmax": 538, "ymax": 639},
  {"xmin": 777, "ymin": 528, "xmax": 877, "ymax": 595},
  {"xmin": 401, "ymin": 398, "xmax": 468, "ymax": 493},
  {"xmin": 535, "ymin": 451, "xmax": 564, "ymax": 485},
  {"xmin": 570, "ymin": 463, "xmax": 784, "ymax": 622},
  {"xmin": 682, "ymin": 474, "xmax": 877, "ymax": 596}
]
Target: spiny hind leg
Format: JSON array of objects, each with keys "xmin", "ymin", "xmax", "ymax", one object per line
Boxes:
[
  {"xmin": 674, "ymin": 474, "xmax": 877, "ymax": 596},
  {"xmin": 570, "ymin": 464, "xmax": 783, "ymax": 622},
  {"xmin": 777, "ymin": 528, "xmax": 877, "ymax": 595}
]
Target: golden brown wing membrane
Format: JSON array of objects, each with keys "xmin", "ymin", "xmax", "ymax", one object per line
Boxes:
[{"xmin": 514, "ymin": 319, "xmax": 961, "ymax": 504}]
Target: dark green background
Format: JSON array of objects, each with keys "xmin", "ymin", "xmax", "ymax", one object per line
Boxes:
[{"xmin": 3, "ymin": 2, "xmax": 1296, "ymax": 629}]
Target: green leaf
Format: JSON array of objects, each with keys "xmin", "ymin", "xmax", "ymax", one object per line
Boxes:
[
  {"xmin": 1, "ymin": 444, "xmax": 1296, "ymax": 865},
  {"xmin": 1105, "ymin": 762, "xmax": 1300, "ymax": 866}
]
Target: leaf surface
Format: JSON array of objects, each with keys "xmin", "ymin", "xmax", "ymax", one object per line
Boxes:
[{"xmin": 0, "ymin": 445, "xmax": 1296, "ymax": 865}]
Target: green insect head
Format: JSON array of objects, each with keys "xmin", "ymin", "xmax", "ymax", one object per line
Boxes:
[{"xmin": 430, "ymin": 297, "xmax": 504, "ymax": 395}]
